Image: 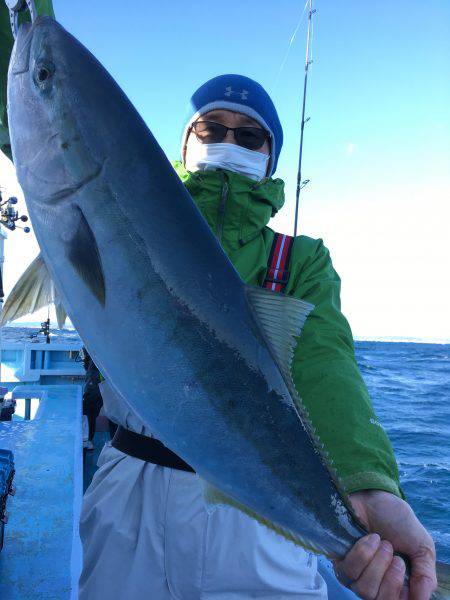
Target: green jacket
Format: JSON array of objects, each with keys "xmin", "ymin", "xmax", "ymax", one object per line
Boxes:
[
  {"xmin": 174, "ymin": 162, "xmax": 402, "ymax": 497},
  {"xmin": 0, "ymin": 3, "xmax": 402, "ymax": 498}
]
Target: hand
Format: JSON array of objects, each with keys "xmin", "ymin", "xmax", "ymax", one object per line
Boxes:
[{"xmin": 333, "ymin": 490, "xmax": 437, "ymax": 599}]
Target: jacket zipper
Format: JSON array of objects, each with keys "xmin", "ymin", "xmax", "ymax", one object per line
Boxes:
[{"xmin": 217, "ymin": 173, "xmax": 229, "ymax": 242}]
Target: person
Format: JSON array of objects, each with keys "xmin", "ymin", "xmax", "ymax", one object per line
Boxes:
[
  {"xmin": 0, "ymin": 4, "xmax": 437, "ymax": 600},
  {"xmin": 81, "ymin": 348, "xmax": 104, "ymax": 451}
]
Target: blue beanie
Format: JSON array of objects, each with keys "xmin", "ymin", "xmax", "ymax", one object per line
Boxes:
[{"xmin": 181, "ymin": 74, "xmax": 283, "ymax": 176}]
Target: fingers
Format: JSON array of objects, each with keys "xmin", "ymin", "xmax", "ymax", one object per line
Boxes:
[
  {"xmin": 334, "ymin": 533, "xmax": 381, "ymax": 584},
  {"xmin": 344, "ymin": 490, "xmax": 437, "ymax": 599},
  {"xmin": 376, "ymin": 556, "xmax": 407, "ymax": 599},
  {"xmin": 334, "ymin": 535, "xmax": 410, "ymax": 600},
  {"xmin": 350, "ymin": 540, "xmax": 397, "ymax": 599}
]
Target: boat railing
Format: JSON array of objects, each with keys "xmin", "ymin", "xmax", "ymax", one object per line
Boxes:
[{"xmin": 1, "ymin": 341, "xmax": 84, "ymax": 383}]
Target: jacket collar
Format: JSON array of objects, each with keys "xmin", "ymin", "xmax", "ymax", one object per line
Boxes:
[{"xmin": 173, "ymin": 161, "xmax": 285, "ymax": 250}]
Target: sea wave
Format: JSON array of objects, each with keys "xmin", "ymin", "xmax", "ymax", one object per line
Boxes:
[{"xmin": 356, "ymin": 342, "xmax": 450, "ymax": 562}]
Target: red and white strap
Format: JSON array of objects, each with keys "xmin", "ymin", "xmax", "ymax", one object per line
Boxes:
[{"xmin": 263, "ymin": 233, "xmax": 294, "ymax": 293}]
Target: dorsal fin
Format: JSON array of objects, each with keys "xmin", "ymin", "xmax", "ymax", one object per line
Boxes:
[{"xmin": 245, "ymin": 285, "xmax": 314, "ymax": 383}]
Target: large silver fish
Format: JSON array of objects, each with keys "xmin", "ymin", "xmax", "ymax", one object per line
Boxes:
[{"xmin": 6, "ymin": 16, "xmax": 450, "ymax": 597}]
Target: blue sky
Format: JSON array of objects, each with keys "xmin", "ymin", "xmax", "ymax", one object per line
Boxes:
[
  {"xmin": 56, "ymin": 0, "xmax": 450, "ymax": 178},
  {"xmin": 1, "ymin": 0, "xmax": 449, "ymax": 340}
]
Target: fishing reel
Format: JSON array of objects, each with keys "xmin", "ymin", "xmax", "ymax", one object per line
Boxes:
[
  {"xmin": 5, "ymin": 0, "xmax": 37, "ymax": 38},
  {"xmin": 0, "ymin": 195, "xmax": 30, "ymax": 233}
]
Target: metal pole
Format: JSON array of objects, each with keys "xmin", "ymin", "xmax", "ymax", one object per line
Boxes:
[{"xmin": 293, "ymin": 0, "xmax": 316, "ymax": 238}]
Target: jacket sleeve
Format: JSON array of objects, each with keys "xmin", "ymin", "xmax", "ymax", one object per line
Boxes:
[
  {"xmin": 290, "ymin": 236, "xmax": 403, "ymax": 498},
  {"xmin": 0, "ymin": 0, "xmax": 54, "ymax": 158}
]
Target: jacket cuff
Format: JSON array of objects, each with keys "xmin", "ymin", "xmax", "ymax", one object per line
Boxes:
[{"xmin": 340, "ymin": 471, "xmax": 405, "ymax": 500}]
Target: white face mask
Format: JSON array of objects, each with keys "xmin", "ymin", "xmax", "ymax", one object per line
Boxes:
[{"xmin": 184, "ymin": 139, "xmax": 270, "ymax": 181}]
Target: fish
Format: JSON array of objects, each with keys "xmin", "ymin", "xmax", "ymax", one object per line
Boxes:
[
  {"xmin": 0, "ymin": 252, "xmax": 67, "ymax": 328},
  {"xmin": 6, "ymin": 16, "xmax": 450, "ymax": 598}
]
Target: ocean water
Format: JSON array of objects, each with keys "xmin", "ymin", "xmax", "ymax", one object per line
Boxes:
[{"xmin": 355, "ymin": 341, "xmax": 450, "ymax": 562}]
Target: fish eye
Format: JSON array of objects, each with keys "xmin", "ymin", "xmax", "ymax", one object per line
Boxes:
[{"xmin": 34, "ymin": 61, "xmax": 55, "ymax": 85}]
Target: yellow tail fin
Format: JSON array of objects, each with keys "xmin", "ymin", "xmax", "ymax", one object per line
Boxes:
[{"xmin": 434, "ymin": 561, "xmax": 450, "ymax": 599}]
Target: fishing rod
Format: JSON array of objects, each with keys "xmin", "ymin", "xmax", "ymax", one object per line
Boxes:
[{"xmin": 293, "ymin": 0, "xmax": 316, "ymax": 238}]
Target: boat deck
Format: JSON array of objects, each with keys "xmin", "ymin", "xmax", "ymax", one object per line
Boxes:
[{"xmin": 0, "ymin": 385, "xmax": 82, "ymax": 600}]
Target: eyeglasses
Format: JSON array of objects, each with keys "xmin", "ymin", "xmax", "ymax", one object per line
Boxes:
[{"xmin": 190, "ymin": 120, "xmax": 270, "ymax": 151}]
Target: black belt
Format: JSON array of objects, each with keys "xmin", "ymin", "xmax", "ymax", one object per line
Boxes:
[{"xmin": 112, "ymin": 426, "xmax": 195, "ymax": 473}]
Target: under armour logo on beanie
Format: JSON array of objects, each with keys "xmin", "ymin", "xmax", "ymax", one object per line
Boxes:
[
  {"xmin": 224, "ymin": 86, "xmax": 249, "ymax": 100},
  {"xmin": 181, "ymin": 74, "xmax": 283, "ymax": 176}
]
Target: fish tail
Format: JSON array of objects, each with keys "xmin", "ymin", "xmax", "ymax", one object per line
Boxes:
[{"xmin": 435, "ymin": 561, "xmax": 450, "ymax": 599}]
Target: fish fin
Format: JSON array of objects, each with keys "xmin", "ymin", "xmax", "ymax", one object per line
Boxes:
[
  {"xmin": 1, "ymin": 253, "xmax": 53, "ymax": 325},
  {"xmin": 245, "ymin": 285, "xmax": 314, "ymax": 383},
  {"xmin": 434, "ymin": 561, "xmax": 450, "ymax": 599},
  {"xmin": 1, "ymin": 253, "xmax": 69, "ymax": 329},
  {"xmin": 55, "ymin": 300, "xmax": 67, "ymax": 329},
  {"xmin": 66, "ymin": 208, "xmax": 105, "ymax": 305},
  {"xmin": 245, "ymin": 285, "xmax": 355, "ymax": 513},
  {"xmin": 199, "ymin": 478, "xmax": 329, "ymax": 556}
]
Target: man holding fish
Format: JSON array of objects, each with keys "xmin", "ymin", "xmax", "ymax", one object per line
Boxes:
[{"xmin": 0, "ymin": 2, "xmax": 440, "ymax": 600}]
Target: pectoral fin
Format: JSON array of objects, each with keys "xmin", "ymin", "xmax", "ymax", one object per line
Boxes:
[{"xmin": 65, "ymin": 208, "xmax": 105, "ymax": 305}]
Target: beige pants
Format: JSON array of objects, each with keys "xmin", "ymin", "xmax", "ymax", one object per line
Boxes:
[{"xmin": 79, "ymin": 443, "xmax": 328, "ymax": 600}]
